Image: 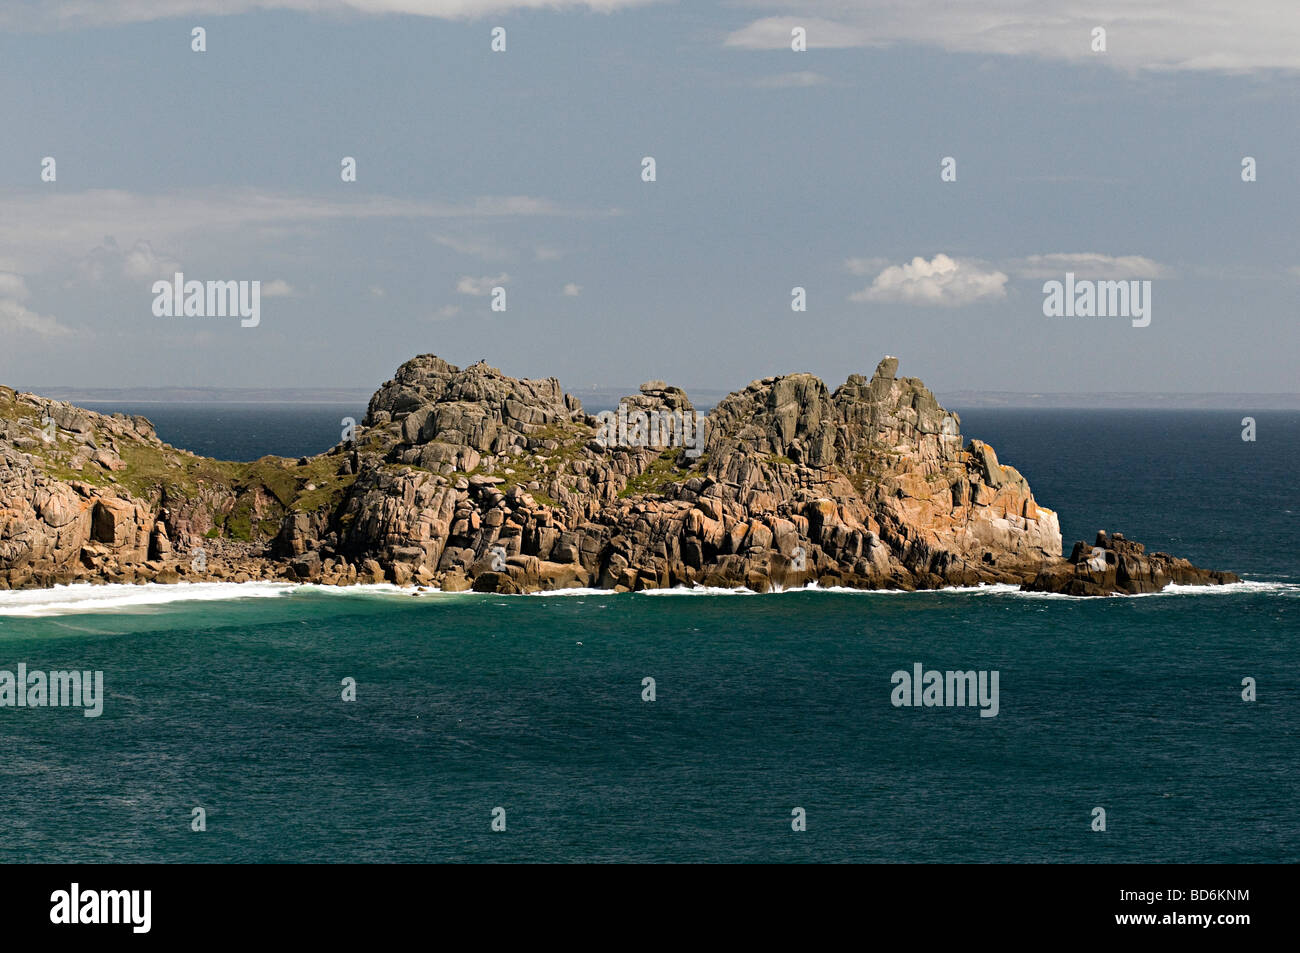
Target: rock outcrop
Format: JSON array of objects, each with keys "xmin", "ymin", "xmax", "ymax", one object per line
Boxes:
[
  {"xmin": 1023, "ymin": 530, "xmax": 1238, "ymax": 596},
  {"xmin": 0, "ymin": 358, "xmax": 1239, "ymax": 596}
]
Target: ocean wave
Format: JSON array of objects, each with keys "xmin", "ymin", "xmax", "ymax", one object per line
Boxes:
[
  {"xmin": 585, "ymin": 579, "xmax": 1298, "ymax": 599},
  {"xmin": 527, "ymin": 587, "xmax": 614, "ymax": 597},
  {"xmin": 0, "ymin": 580, "xmax": 482, "ymax": 617},
  {"xmin": 637, "ymin": 581, "xmax": 1019, "ymax": 596},
  {"xmin": 306, "ymin": 582, "xmax": 419, "ymax": 596},
  {"xmin": 0, "ymin": 581, "xmax": 299, "ymax": 617},
  {"xmin": 1158, "ymin": 580, "xmax": 1300, "ymax": 596},
  {"xmin": 638, "ymin": 585, "xmax": 758, "ymax": 596},
  {"xmin": 980, "ymin": 579, "xmax": 1300, "ymax": 601},
  {"xmin": 2, "ymin": 576, "xmax": 1292, "ymax": 617}
]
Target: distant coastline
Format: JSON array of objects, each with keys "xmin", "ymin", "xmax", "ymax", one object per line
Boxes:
[
  {"xmin": 20, "ymin": 385, "xmax": 1300, "ymax": 411},
  {"xmin": 26, "ymin": 387, "xmax": 374, "ymax": 404},
  {"xmin": 940, "ymin": 392, "xmax": 1300, "ymax": 410}
]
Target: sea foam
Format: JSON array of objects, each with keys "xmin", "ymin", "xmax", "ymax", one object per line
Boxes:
[
  {"xmin": 0, "ymin": 581, "xmax": 297, "ymax": 618},
  {"xmin": 2, "ymin": 576, "xmax": 1292, "ymax": 618}
]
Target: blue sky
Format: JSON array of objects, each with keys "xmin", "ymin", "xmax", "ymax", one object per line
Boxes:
[{"xmin": 1, "ymin": 1, "xmax": 1296, "ymax": 396}]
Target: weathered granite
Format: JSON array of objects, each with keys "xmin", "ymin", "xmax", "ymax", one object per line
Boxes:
[{"xmin": 0, "ymin": 358, "xmax": 1239, "ymax": 596}]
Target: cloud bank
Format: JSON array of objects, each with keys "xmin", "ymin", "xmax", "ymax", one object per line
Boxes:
[{"xmin": 724, "ymin": 1, "xmax": 1300, "ymax": 73}]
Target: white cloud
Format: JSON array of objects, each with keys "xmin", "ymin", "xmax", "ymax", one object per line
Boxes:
[
  {"xmin": 562, "ymin": 282, "xmax": 582, "ymax": 296},
  {"xmin": 535, "ymin": 245, "xmax": 564, "ymax": 261},
  {"xmin": 0, "ymin": 272, "xmax": 30, "ymax": 300},
  {"xmin": 433, "ymin": 234, "xmax": 511, "ymax": 261},
  {"xmin": 456, "ymin": 273, "xmax": 510, "ymax": 296},
  {"xmin": 1, "ymin": 1, "xmax": 663, "ymax": 30},
  {"xmin": 74, "ymin": 237, "xmax": 180, "ymax": 284},
  {"xmin": 431, "ymin": 304, "xmax": 462, "ymax": 321},
  {"xmin": 1009, "ymin": 253, "xmax": 1170, "ymax": 279},
  {"xmin": 0, "ymin": 270, "xmax": 75, "ymax": 337},
  {"xmin": 470, "ymin": 195, "xmax": 601, "ymax": 217},
  {"xmin": 369, "ymin": 285, "xmax": 386, "ymax": 297},
  {"xmin": 850, "ymin": 254, "xmax": 1008, "ymax": 306},
  {"xmin": 750, "ymin": 71, "xmax": 831, "ymax": 88},
  {"xmin": 121, "ymin": 239, "xmax": 180, "ymax": 280},
  {"xmin": 724, "ymin": 1, "xmax": 1300, "ymax": 73},
  {"xmin": 726, "ymin": 17, "xmax": 875, "ymax": 50},
  {"xmin": 262, "ymin": 279, "xmax": 295, "ymax": 297},
  {"xmin": 847, "ymin": 251, "xmax": 1168, "ymax": 305},
  {"xmin": 0, "ymin": 189, "xmax": 606, "ymax": 278},
  {"xmin": 0, "ymin": 295, "xmax": 72, "ymax": 338}
]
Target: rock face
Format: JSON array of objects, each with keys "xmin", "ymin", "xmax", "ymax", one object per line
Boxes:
[
  {"xmin": 0, "ymin": 385, "xmax": 339, "ymax": 588},
  {"xmin": 1024, "ymin": 531, "xmax": 1239, "ymax": 596},
  {"xmin": 0, "ymin": 358, "xmax": 1239, "ymax": 596}
]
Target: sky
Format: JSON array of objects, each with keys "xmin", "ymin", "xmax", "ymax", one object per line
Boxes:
[{"xmin": 1, "ymin": 0, "xmax": 1297, "ymax": 398}]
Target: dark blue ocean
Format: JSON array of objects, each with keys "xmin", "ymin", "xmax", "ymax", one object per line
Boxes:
[{"xmin": 0, "ymin": 407, "xmax": 1295, "ymax": 862}]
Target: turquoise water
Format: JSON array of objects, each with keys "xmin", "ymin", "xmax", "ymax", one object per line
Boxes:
[{"xmin": 0, "ymin": 410, "xmax": 1295, "ymax": 862}]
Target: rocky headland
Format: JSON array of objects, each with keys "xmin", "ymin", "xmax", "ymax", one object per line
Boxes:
[{"xmin": 0, "ymin": 356, "xmax": 1238, "ymax": 596}]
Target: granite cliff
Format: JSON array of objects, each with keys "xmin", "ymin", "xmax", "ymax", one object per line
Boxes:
[{"xmin": 0, "ymin": 356, "xmax": 1238, "ymax": 595}]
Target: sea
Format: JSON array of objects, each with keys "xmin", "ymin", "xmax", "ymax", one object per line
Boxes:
[{"xmin": 0, "ymin": 405, "xmax": 1295, "ymax": 863}]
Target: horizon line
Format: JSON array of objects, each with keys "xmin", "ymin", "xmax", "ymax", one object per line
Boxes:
[{"xmin": 9, "ymin": 384, "xmax": 1298, "ymax": 411}]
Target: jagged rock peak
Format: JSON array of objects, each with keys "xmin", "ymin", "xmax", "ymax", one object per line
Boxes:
[
  {"xmin": 626, "ymin": 380, "xmax": 695, "ymax": 413},
  {"xmin": 364, "ymin": 354, "xmax": 583, "ymax": 428}
]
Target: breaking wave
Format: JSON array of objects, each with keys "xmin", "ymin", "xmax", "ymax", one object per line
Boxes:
[{"xmin": 1, "ymin": 577, "xmax": 1293, "ymax": 617}]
